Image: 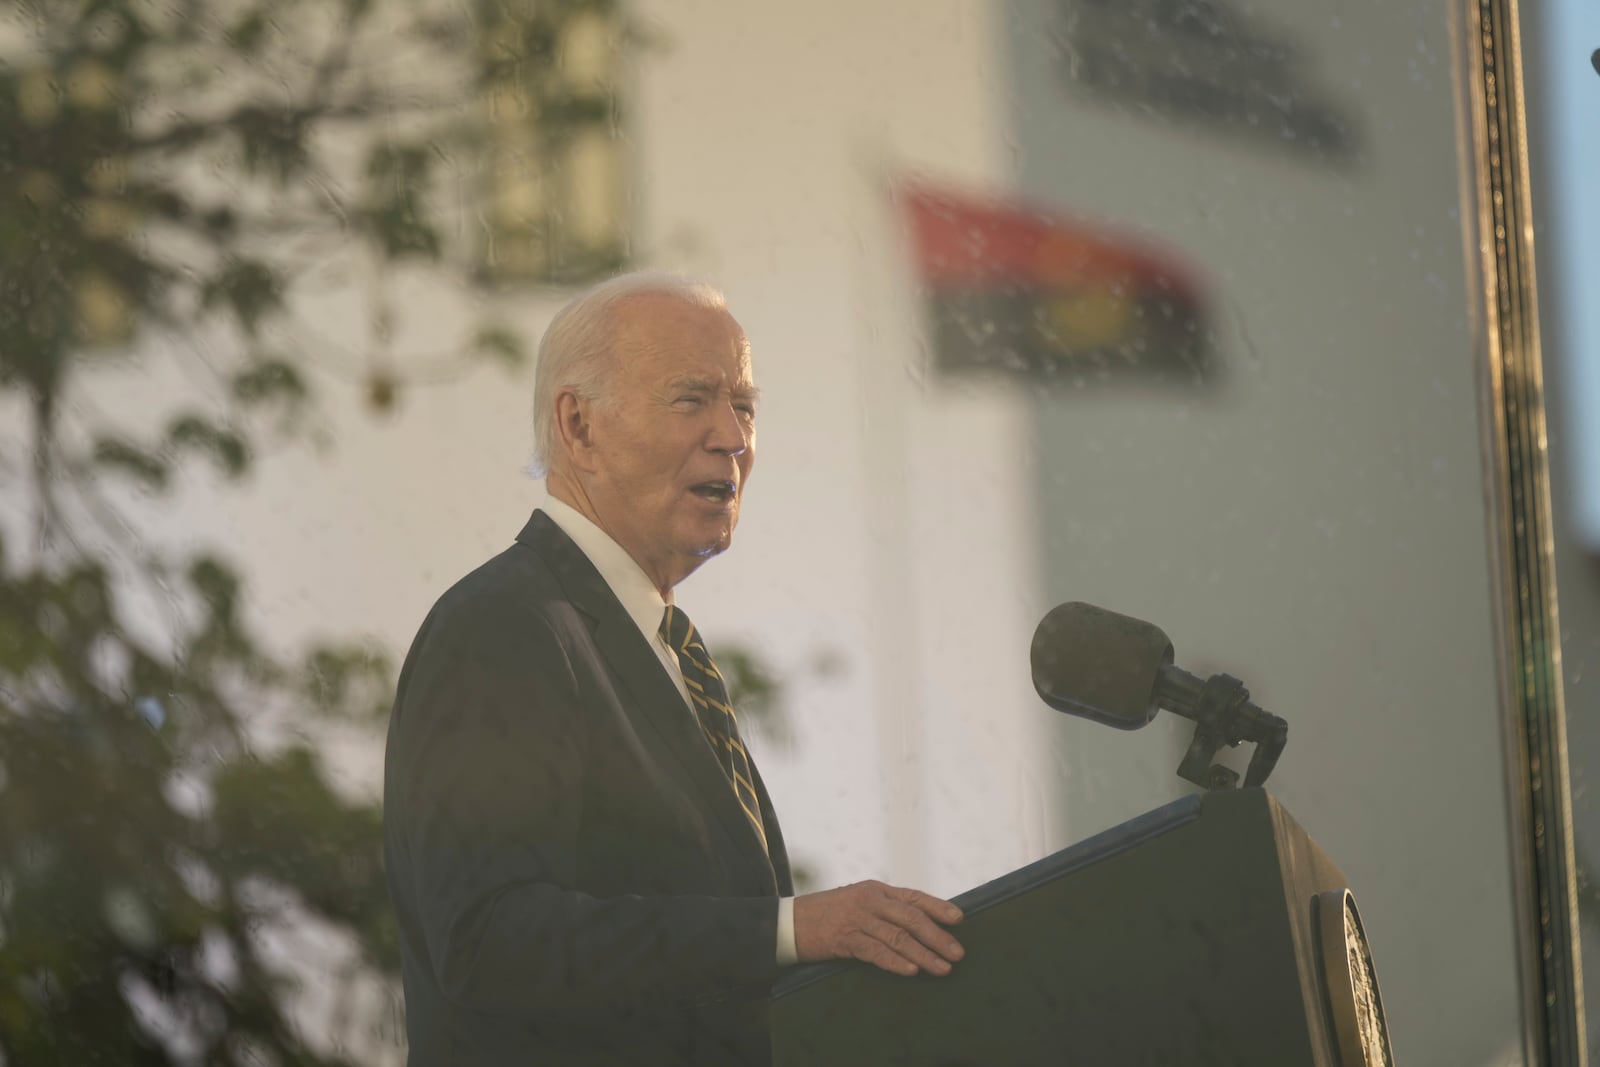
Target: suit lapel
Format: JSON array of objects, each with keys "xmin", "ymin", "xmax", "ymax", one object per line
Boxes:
[{"xmin": 516, "ymin": 510, "xmax": 777, "ymax": 892}]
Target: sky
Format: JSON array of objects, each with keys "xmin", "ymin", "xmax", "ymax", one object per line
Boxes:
[{"xmin": 1542, "ymin": 3, "xmax": 1600, "ymax": 549}]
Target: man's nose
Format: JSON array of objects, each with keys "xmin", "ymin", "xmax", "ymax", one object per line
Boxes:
[{"xmin": 706, "ymin": 401, "xmax": 750, "ymax": 455}]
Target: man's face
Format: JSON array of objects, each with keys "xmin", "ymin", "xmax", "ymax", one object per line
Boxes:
[{"xmin": 580, "ymin": 295, "xmax": 757, "ymax": 591}]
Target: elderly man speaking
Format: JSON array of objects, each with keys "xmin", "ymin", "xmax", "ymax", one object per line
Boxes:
[{"xmin": 382, "ymin": 272, "xmax": 965, "ymax": 1065}]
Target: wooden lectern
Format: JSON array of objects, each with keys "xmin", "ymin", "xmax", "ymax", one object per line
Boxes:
[{"xmin": 771, "ymin": 788, "xmax": 1391, "ymax": 1066}]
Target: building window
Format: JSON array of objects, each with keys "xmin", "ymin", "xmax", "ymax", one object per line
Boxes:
[{"xmin": 478, "ymin": 4, "xmax": 630, "ymax": 285}]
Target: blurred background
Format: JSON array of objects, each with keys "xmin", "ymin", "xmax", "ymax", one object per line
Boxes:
[{"xmin": 0, "ymin": 1, "xmax": 1596, "ymax": 1064}]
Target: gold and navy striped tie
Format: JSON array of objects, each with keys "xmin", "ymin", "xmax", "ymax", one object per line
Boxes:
[{"xmin": 660, "ymin": 605, "xmax": 769, "ymax": 855}]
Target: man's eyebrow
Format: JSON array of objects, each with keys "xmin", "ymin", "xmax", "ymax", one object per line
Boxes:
[{"xmin": 670, "ymin": 377, "xmax": 762, "ymax": 402}]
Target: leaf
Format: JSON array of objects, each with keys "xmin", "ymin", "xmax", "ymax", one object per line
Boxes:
[
  {"xmin": 471, "ymin": 325, "xmax": 524, "ymax": 369},
  {"xmin": 166, "ymin": 414, "xmax": 251, "ymax": 478},
  {"xmin": 91, "ymin": 438, "xmax": 170, "ymax": 491},
  {"xmin": 232, "ymin": 105, "xmax": 310, "ymax": 182},
  {"xmin": 717, "ymin": 646, "xmax": 781, "ymax": 724},
  {"xmin": 187, "ymin": 556, "xmax": 241, "ymax": 623},
  {"xmin": 227, "ymin": 11, "xmax": 270, "ymax": 52},
  {"xmin": 199, "ymin": 205, "xmax": 237, "ymax": 238},
  {"xmin": 359, "ymin": 142, "xmax": 441, "ymax": 261},
  {"xmin": 301, "ymin": 641, "xmax": 394, "ymax": 720},
  {"xmin": 366, "ymin": 368, "xmax": 400, "ymax": 414},
  {"xmin": 540, "ymin": 90, "xmax": 615, "ymax": 129},
  {"xmin": 210, "ymin": 746, "xmax": 386, "ymax": 924},
  {"xmin": 360, "ymin": 199, "xmax": 441, "ymax": 260},
  {"xmin": 200, "ymin": 258, "xmax": 282, "ymax": 335},
  {"xmin": 231, "ymin": 357, "xmax": 307, "ymax": 412}
]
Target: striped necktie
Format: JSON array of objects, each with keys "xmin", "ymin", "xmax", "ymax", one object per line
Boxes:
[{"xmin": 659, "ymin": 605, "xmax": 769, "ymax": 855}]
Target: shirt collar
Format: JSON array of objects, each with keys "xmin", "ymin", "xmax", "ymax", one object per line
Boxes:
[{"xmin": 541, "ymin": 496, "xmax": 671, "ymax": 641}]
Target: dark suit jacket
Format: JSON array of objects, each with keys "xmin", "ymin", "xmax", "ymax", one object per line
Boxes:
[{"xmin": 383, "ymin": 510, "xmax": 793, "ymax": 1066}]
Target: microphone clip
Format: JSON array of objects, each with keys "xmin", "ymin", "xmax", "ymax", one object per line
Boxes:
[{"xmin": 1171, "ymin": 672, "xmax": 1289, "ymax": 790}]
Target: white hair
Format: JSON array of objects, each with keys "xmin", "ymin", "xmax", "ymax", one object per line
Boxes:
[{"xmin": 526, "ymin": 270, "xmax": 729, "ymax": 479}]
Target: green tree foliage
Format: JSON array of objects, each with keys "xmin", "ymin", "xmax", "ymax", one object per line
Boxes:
[
  {"xmin": 0, "ymin": 541, "xmax": 398, "ymax": 1064},
  {"xmin": 0, "ymin": 1, "xmax": 632, "ymax": 1062}
]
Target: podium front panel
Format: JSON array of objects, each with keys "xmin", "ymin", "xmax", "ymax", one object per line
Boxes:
[{"xmin": 772, "ymin": 789, "xmax": 1362, "ymax": 1066}]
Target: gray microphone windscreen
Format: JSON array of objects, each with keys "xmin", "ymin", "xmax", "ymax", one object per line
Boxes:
[{"xmin": 1030, "ymin": 602, "xmax": 1175, "ymax": 730}]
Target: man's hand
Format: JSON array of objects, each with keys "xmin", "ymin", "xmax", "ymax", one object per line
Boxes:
[{"xmin": 793, "ymin": 881, "xmax": 965, "ymax": 977}]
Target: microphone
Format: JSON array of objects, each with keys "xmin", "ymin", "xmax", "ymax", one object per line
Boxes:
[
  {"xmin": 1030, "ymin": 602, "xmax": 1288, "ymax": 789},
  {"xmin": 1030, "ymin": 601, "xmax": 1173, "ymax": 729}
]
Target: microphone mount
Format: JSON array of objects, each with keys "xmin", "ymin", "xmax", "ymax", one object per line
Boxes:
[
  {"xmin": 1029, "ymin": 601, "xmax": 1291, "ymax": 791},
  {"xmin": 1157, "ymin": 666, "xmax": 1288, "ymax": 790}
]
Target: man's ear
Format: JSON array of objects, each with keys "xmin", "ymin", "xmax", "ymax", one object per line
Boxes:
[{"xmin": 554, "ymin": 388, "xmax": 600, "ymax": 473}]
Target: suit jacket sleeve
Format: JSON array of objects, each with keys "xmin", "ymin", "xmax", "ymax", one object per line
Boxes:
[{"xmin": 387, "ymin": 595, "xmax": 779, "ymax": 1020}]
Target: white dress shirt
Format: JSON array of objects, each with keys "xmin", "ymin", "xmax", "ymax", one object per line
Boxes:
[{"xmin": 542, "ymin": 496, "xmax": 798, "ymax": 966}]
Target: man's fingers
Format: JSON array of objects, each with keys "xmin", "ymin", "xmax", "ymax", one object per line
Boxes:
[
  {"xmin": 891, "ymin": 886, "xmax": 964, "ymax": 926},
  {"xmin": 856, "ymin": 920, "xmax": 953, "ymax": 977},
  {"xmin": 852, "ymin": 935, "xmax": 919, "ymax": 977},
  {"xmin": 877, "ymin": 898, "xmax": 965, "ymax": 963}
]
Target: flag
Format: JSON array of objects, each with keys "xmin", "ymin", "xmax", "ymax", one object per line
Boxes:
[{"xmin": 900, "ymin": 182, "xmax": 1212, "ymax": 384}]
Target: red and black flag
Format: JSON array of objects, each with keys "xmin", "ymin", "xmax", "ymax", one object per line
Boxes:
[{"xmin": 900, "ymin": 182, "xmax": 1212, "ymax": 384}]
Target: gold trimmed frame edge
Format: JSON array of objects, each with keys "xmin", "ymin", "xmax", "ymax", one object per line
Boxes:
[{"xmin": 1466, "ymin": 0, "xmax": 1586, "ymax": 1062}]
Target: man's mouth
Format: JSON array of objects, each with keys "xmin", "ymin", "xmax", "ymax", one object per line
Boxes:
[{"xmin": 690, "ymin": 481, "xmax": 736, "ymax": 505}]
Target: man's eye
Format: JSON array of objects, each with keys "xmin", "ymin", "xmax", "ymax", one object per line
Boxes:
[
  {"xmin": 676, "ymin": 395, "xmax": 703, "ymax": 407},
  {"xmin": 735, "ymin": 404, "xmax": 756, "ymax": 418}
]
